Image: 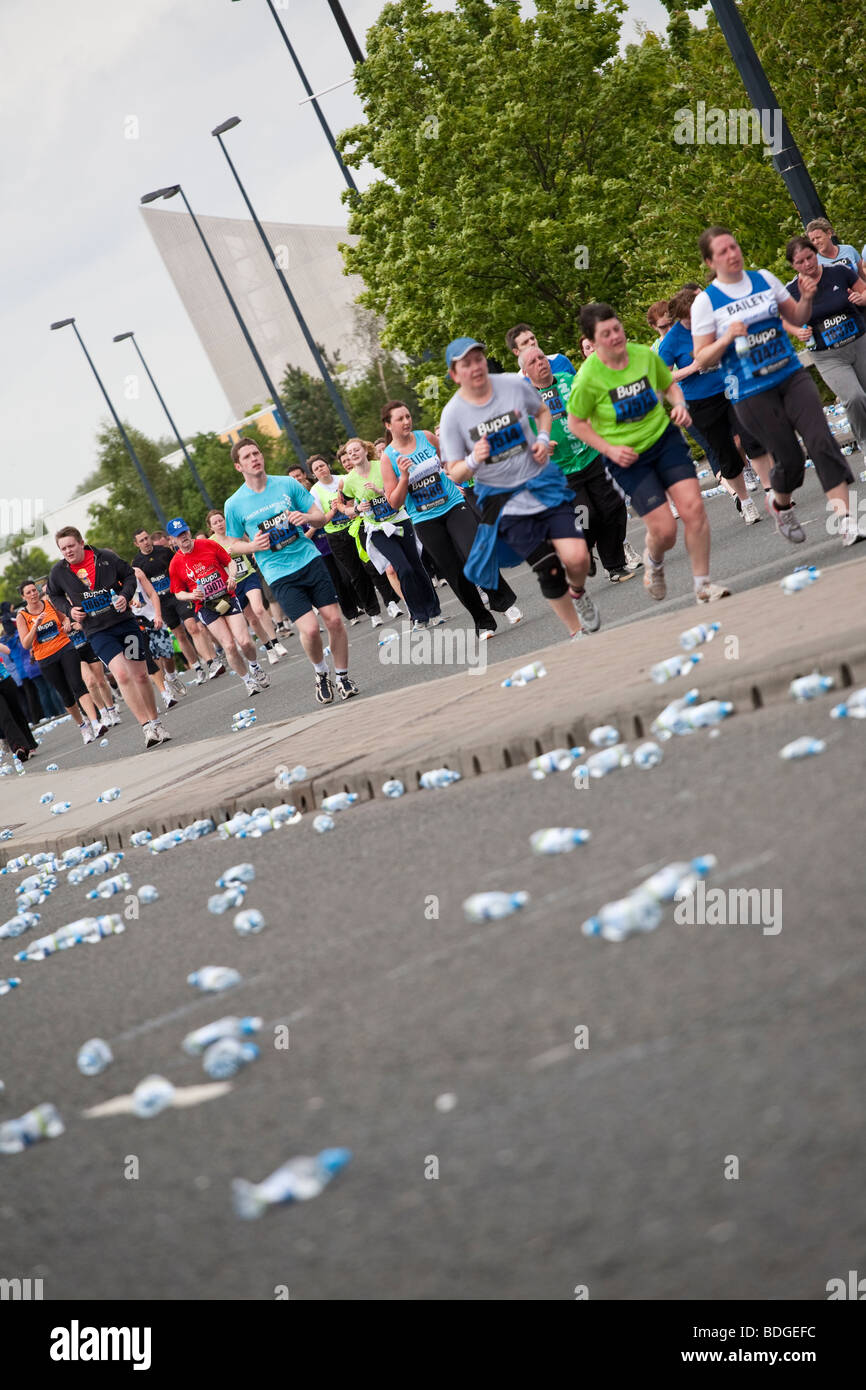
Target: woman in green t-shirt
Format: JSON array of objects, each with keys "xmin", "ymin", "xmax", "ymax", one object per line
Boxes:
[{"xmin": 567, "ymin": 302, "xmax": 730, "ymax": 607}]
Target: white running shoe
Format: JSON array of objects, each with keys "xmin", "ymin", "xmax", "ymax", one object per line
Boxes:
[
  {"xmin": 743, "ymin": 467, "xmax": 760, "ymax": 491},
  {"xmin": 80, "ymin": 722, "xmax": 95, "ymax": 745},
  {"xmin": 153, "ymin": 722, "xmax": 171, "ymax": 745},
  {"xmin": 841, "ymin": 514, "xmax": 866, "ymax": 547},
  {"xmin": 243, "ymin": 675, "xmax": 260, "ymax": 697},
  {"xmin": 623, "ymin": 541, "xmax": 643, "ymax": 571},
  {"xmin": 371, "ymin": 614, "xmax": 383, "ymax": 629},
  {"xmin": 505, "ymin": 605, "xmax": 523, "ymax": 625},
  {"xmin": 249, "ymin": 663, "xmax": 270, "ymax": 689},
  {"xmin": 769, "ymin": 498, "xmax": 806, "ymax": 543},
  {"xmin": 144, "ymin": 722, "xmax": 161, "ymax": 749},
  {"xmin": 642, "ymin": 548, "xmax": 666, "ymax": 600},
  {"xmin": 571, "ymin": 588, "xmax": 601, "ymax": 632},
  {"xmin": 207, "ymin": 659, "xmax": 226, "ymax": 680},
  {"xmin": 167, "ymin": 673, "xmax": 187, "ymax": 699},
  {"xmin": 741, "ymin": 498, "xmax": 761, "ymax": 526},
  {"xmin": 273, "ymin": 641, "xmax": 289, "ymax": 656},
  {"xmin": 387, "ymin": 601, "xmax": 405, "ymax": 619},
  {"xmin": 427, "ymin": 615, "xmax": 446, "ymax": 628},
  {"xmin": 106, "ymin": 707, "xmax": 121, "ymax": 727},
  {"xmin": 266, "ymin": 648, "xmax": 280, "ymax": 665},
  {"xmin": 695, "ymin": 581, "xmax": 731, "ymax": 604},
  {"xmin": 162, "ymin": 691, "xmax": 177, "ymax": 711},
  {"xmin": 412, "ymin": 619, "xmax": 428, "ymax": 633}
]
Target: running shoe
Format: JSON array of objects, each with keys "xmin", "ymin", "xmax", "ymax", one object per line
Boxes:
[
  {"xmin": 315, "ymin": 671, "xmax": 334, "ymax": 705},
  {"xmin": 193, "ymin": 664, "xmax": 208, "ymax": 685},
  {"xmin": 642, "ymin": 548, "xmax": 666, "ymax": 600},
  {"xmin": 477, "ymin": 628, "xmax": 495, "ymax": 642},
  {"xmin": 144, "ymin": 722, "xmax": 161, "ymax": 749},
  {"xmin": 105, "ymin": 707, "xmax": 121, "ymax": 726},
  {"xmin": 273, "ymin": 641, "xmax": 289, "ymax": 656},
  {"xmin": 153, "ymin": 722, "xmax": 172, "ymax": 745},
  {"xmin": 80, "ymin": 723, "xmax": 95, "ymax": 745},
  {"xmin": 770, "ymin": 499, "xmax": 806, "ymax": 544},
  {"xmin": 841, "ymin": 515, "xmax": 866, "ymax": 547},
  {"xmin": 243, "ymin": 675, "xmax": 260, "ymax": 697},
  {"xmin": 207, "ymin": 659, "xmax": 226, "ymax": 679},
  {"xmin": 570, "ymin": 588, "xmax": 601, "ymax": 632},
  {"xmin": 168, "ymin": 673, "xmax": 188, "ymax": 698},
  {"xmin": 623, "ymin": 541, "xmax": 643, "ymax": 571},
  {"xmin": 91, "ymin": 719, "xmax": 109, "ymax": 738},
  {"xmin": 349, "ymin": 616, "xmax": 361, "ymax": 626},
  {"xmin": 695, "ymin": 581, "xmax": 731, "ymax": 604},
  {"xmin": 427, "ymin": 615, "xmax": 446, "ymax": 628},
  {"xmin": 741, "ymin": 498, "xmax": 761, "ymax": 526},
  {"xmin": 162, "ymin": 692, "xmax": 177, "ymax": 711},
  {"xmin": 607, "ymin": 567, "xmax": 635, "ymax": 583},
  {"xmin": 266, "ymin": 648, "xmax": 280, "ymax": 666},
  {"xmin": 743, "ymin": 467, "xmax": 760, "ymax": 491},
  {"xmin": 336, "ymin": 675, "xmax": 359, "ymax": 700},
  {"xmin": 505, "ymin": 605, "xmax": 523, "ymax": 625},
  {"xmin": 412, "ymin": 619, "xmax": 428, "ymax": 633},
  {"xmin": 387, "ymin": 601, "xmax": 405, "ymax": 619},
  {"xmin": 249, "ymin": 663, "xmax": 270, "ymax": 689},
  {"xmin": 371, "ymin": 614, "xmax": 383, "ymax": 629}
]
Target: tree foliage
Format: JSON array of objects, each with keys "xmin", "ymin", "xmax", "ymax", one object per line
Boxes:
[{"xmin": 0, "ymin": 536, "xmax": 53, "ymax": 602}]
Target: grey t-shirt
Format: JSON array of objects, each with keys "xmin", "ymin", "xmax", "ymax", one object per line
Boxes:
[{"xmin": 439, "ymin": 374, "xmax": 547, "ymax": 515}]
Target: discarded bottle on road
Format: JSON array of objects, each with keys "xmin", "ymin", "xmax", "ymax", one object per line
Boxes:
[
  {"xmin": 676, "ymin": 700, "xmax": 735, "ymax": 731},
  {"xmin": 0, "ymin": 913, "xmax": 40, "ymax": 939},
  {"xmin": 650, "ymin": 653, "xmax": 702, "ymax": 684},
  {"xmin": 208, "ymin": 885, "xmax": 248, "ymax": 915},
  {"xmin": 419, "ymin": 767, "xmax": 461, "ymax": 789},
  {"xmin": 780, "ymin": 565, "xmax": 820, "ymax": 595},
  {"xmin": 270, "ymin": 804, "xmax": 301, "ymax": 827},
  {"xmin": 130, "ymin": 830, "xmax": 153, "ymax": 848},
  {"xmin": 97, "ymin": 787, "xmax": 121, "ymax": 803},
  {"xmin": 234, "ymin": 909, "xmax": 265, "ymax": 936},
  {"xmin": 790, "ymin": 673, "xmax": 834, "ymax": 701},
  {"xmin": 636, "ymin": 855, "xmax": 717, "ymax": 904},
  {"xmin": 77, "ymin": 1038, "xmax": 114, "ymax": 1076},
  {"xmin": 15, "ymin": 890, "xmax": 49, "ymax": 910},
  {"xmin": 501, "ymin": 661, "xmax": 546, "ymax": 689},
  {"xmin": 132, "ymin": 1075, "xmax": 176, "ymax": 1118},
  {"xmin": 528, "ymin": 747, "xmax": 584, "ymax": 779},
  {"xmin": 182, "ymin": 1015, "xmax": 263, "ymax": 1057},
  {"xmin": 51, "ymin": 802, "xmax": 72, "ymax": 815},
  {"xmin": 382, "ymin": 779, "xmax": 405, "ymax": 798},
  {"xmin": 39, "ymin": 792, "xmax": 55, "ymax": 805},
  {"xmin": 577, "ymin": 745, "xmax": 632, "ymax": 779},
  {"xmin": 0, "ymin": 829, "xmax": 14, "ymax": 841},
  {"xmin": 679, "ymin": 622, "xmax": 720, "ymax": 652},
  {"xmin": 0, "ymin": 1103, "xmax": 64, "ymax": 1154},
  {"xmin": 779, "ymin": 737, "xmax": 826, "ymax": 760},
  {"xmin": 463, "ymin": 890, "xmax": 529, "ymax": 922},
  {"xmin": 203, "ymin": 1038, "xmax": 260, "ymax": 1080},
  {"xmin": 86, "ymin": 873, "xmax": 132, "ymax": 901},
  {"xmin": 321, "ymin": 792, "xmax": 359, "ymax": 813},
  {"xmin": 188, "ymin": 966, "xmax": 242, "ymax": 993},
  {"xmin": 45, "ymin": 763, "xmax": 59, "ymax": 772},
  {"xmin": 0, "ymin": 977, "xmax": 22, "ymax": 996},
  {"xmin": 68, "ymin": 852, "xmax": 124, "ymax": 885},
  {"xmin": 830, "ymin": 687, "xmax": 866, "ymax": 720},
  {"xmin": 216, "ymin": 863, "xmax": 255, "ymax": 888},
  {"xmin": 632, "ymin": 741, "xmax": 664, "ymax": 769},
  {"xmin": 377, "ymin": 633, "xmax": 398, "ymax": 647},
  {"xmin": 183, "ymin": 819, "xmax": 216, "ymax": 842},
  {"xmin": 149, "ymin": 830, "xmax": 185, "ymax": 854},
  {"xmin": 138, "ymin": 885, "xmax": 159, "ymax": 904},
  {"xmin": 582, "ymin": 895, "xmax": 662, "ymax": 942},
  {"xmin": 529, "ymin": 828, "xmax": 591, "ymax": 855},
  {"xmin": 589, "ymin": 725, "xmax": 620, "ymax": 747},
  {"xmin": 651, "ymin": 688, "xmax": 701, "ymax": 735},
  {"xmin": 313, "ymin": 814, "xmax": 335, "ymax": 833},
  {"xmin": 232, "ymin": 1148, "xmax": 353, "ymax": 1220}
]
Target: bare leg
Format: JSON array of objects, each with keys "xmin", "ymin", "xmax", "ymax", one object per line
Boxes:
[{"xmin": 108, "ymin": 653, "xmax": 158, "ymax": 726}]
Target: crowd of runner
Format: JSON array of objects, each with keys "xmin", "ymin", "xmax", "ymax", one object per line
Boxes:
[{"xmin": 2, "ymin": 221, "xmax": 864, "ymax": 760}]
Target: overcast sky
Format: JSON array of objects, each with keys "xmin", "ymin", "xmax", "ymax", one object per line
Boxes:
[{"xmin": 1, "ymin": 0, "xmax": 672, "ymax": 512}]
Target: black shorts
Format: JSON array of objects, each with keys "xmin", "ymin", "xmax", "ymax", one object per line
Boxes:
[
  {"xmin": 197, "ymin": 596, "xmax": 244, "ymax": 628},
  {"xmin": 496, "ymin": 500, "xmax": 585, "ymax": 560},
  {"xmin": 270, "ymin": 558, "xmax": 339, "ymax": 622},
  {"xmin": 236, "ymin": 572, "xmax": 263, "ymax": 604},
  {"xmin": 605, "ymin": 423, "xmax": 697, "ymax": 517},
  {"xmin": 89, "ymin": 618, "xmax": 150, "ymax": 666},
  {"xmin": 161, "ymin": 595, "xmax": 195, "ymax": 627}
]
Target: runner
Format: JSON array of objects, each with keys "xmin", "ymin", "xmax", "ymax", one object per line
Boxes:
[
  {"xmin": 308, "ymin": 455, "xmax": 385, "ymax": 628},
  {"xmin": 690, "ymin": 226, "xmax": 860, "ymax": 546},
  {"xmin": 166, "ymin": 519, "xmax": 271, "ymax": 698},
  {"xmin": 223, "ymin": 439, "xmax": 358, "ymax": 704},
  {"xmin": 567, "ymin": 304, "xmax": 730, "ymax": 605},
  {"xmin": 206, "ymin": 509, "xmax": 289, "ymax": 664},
  {"xmin": 0, "ymin": 641, "xmax": 38, "ymax": 761},
  {"xmin": 519, "ymin": 347, "xmax": 634, "ymax": 583},
  {"xmin": 646, "ymin": 301, "xmax": 674, "ymax": 352},
  {"xmin": 15, "ymin": 582, "xmax": 107, "ymax": 744},
  {"xmin": 68, "ymin": 618, "xmax": 120, "ymax": 726},
  {"xmin": 804, "ymin": 219, "xmax": 866, "ymax": 281},
  {"xmin": 47, "ymin": 526, "xmax": 171, "ymax": 749},
  {"xmin": 506, "ymin": 323, "xmax": 576, "ymax": 375},
  {"xmin": 130, "ymin": 565, "xmax": 187, "ymax": 711},
  {"xmin": 439, "ymin": 337, "xmax": 600, "ymax": 639},
  {"xmin": 380, "ymin": 399, "xmax": 522, "ymax": 637},
  {"xmin": 133, "ymin": 528, "xmax": 222, "ymax": 682}
]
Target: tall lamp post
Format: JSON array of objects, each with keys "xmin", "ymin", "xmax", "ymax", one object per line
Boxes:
[
  {"xmin": 113, "ymin": 331, "xmax": 213, "ymax": 507},
  {"xmin": 140, "ymin": 184, "xmax": 307, "ymax": 466},
  {"xmin": 212, "ymin": 117, "xmax": 357, "ymax": 437},
  {"xmin": 49, "ymin": 317, "xmax": 167, "ymax": 526},
  {"xmin": 325, "ymin": 0, "xmax": 365, "ymax": 65}
]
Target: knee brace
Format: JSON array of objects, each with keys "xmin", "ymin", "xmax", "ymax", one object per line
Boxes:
[{"xmin": 527, "ymin": 543, "xmax": 568, "ymax": 600}]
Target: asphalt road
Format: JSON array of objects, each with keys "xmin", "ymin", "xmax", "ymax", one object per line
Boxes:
[{"xmin": 1, "ymin": 696, "xmax": 863, "ymax": 1300}]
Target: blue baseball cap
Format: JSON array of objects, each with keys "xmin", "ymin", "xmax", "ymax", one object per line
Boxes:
[
  {"xmin": 166, "ymin": 517, "xmax": 190, "ymax": 537},
  {"xmin": 445, "ymin": 337, "xmax": 485, "ymax": 371}
]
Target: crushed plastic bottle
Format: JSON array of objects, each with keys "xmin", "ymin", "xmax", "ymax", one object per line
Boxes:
[
  {"xmin": 651, "ymin": 688, "xmax": 701, "ymax": 736},
  {"xmin": 187, "ymin": 966, "xmax": 243, "ymax": 993},
  {"xmin": 216, "ymin": 863, "xmax": 255, "ymax": 888},
  {"xmin": 321, "ymin": 792, "xmax": 358, "ymax": 813},
  {"xmin": 46, "ymin": 763, "xmax": 59, "ymax": 772},
  {"xmin": 0, "ymin": 977, "xmax": 22, "ymax": 996},
  {"xmin": 632, "ymin": 741, "xmax": 664, "ymax": 769},
  {"xmin": 2, "ymin": 854, "xmax": 32, "ymax": 872},
  {"xmin": 650, "ymin": 653, "xmax": 702, "ymax": 684},
  {"xmin": 576, "ymin": 745, "xmax": 632, "ymax": 779},
  {"xmin": 377, "ymin": 633, "xmax": 398, "ymax": 647},
  {"xmin": 0, "ymin": 913, "xmax": 40, "ymax": 939},
  {"xmin": 97, "ymin": 787, "xmax": 121, "ymax": 803},
  {"xmin": 15, "ymin": 890, "xmax": 49, "ymax": 910},
  {"xmin": 50, "ymin": 801, "xmax": 72, "ymax": 815},
  {"xmin": 463, "ymin": 890, "xmax": 529, "ymax": 922},
  {"xmin": 790, "ymin": 673, "xmax": 834, "ymax": 701},
  {"xmin": 39, "ymin": 792, "xmax": 55, "ymax": 805},
  {"xmin": 830, "ymin": 688, "xmax": 866, "ymax": 720},
  {"xmin": 233, "ymin": 909, "xmax": 265, "ymax": 936},
  {"xmin": 138, "ymin": 885, "xmax": 159, "ymax": 904},
  {"xmin": 208, "ymin": 885, "xmax": 248, "ymax": 915},
  {"xmin": 77, "ymin": 1038, "xmax": 114, "ymax": 1076},
  {"xmin": 382, "ymin": 779, "xmax": 405, "ymax": 798},
  {"xmin": 779, "ymin": 737, "xmax": 826, "ymax": 760},
  {"xmin": 68, "ymin": 852, "xmax": 124, "ymax": 885},
  {"xmin": 132, "ymin": 1075, "xmax": 176, "ymax": 1118},
  {"xmin": 99, "ymin": 738, "xmax": 109, "ymax": 748},
  {"xmin": 679, "ymin": 622, "xmax": 720, "ymax": 652},
  {"xmin": 202, "ymin": 1038, "xmax": 260, "ymax": 1080},
  {"xmin": 86, "ymin": 873, "xmax": 132, "ymax": 900},
  {"xmin": 501, "ymin": 661, "xmax": 546, "ymax": 688},
  {"xmin": 313, "ymin": 814, "xmax": 335, "ymax": 833},
  {"xmin": 182, "ymin": 1015, "xmax": 263, "ymax": 1057},
  {"xmin": 270, "ymin": 804, "xmax": 301, "ymax": 827},
  {"xmin": 232, "ymin": 1148, "xmax": 353, "ymax": 1220},
  {"xmin": 129, "ymin": 830, "xmax": 153, "ymax": 847},
  {"xmin": 589, "ymin": 725, "xmax": 620, "ymax": 747},
  {"xmin": 675, "ymin": 700, "xmax": 734, "ymax": 731},
  {"xmin": 419, "ymin": 768, "xmax": 462, "ymax": 789},
  {"xmin": 529, "ymin": 828, "xmax": 591, "ymax": 855},
  {"xmin": 528, "ymin": 747, "xmax": 585, "ymax": 780},
  {"xmin": 182, "ymin": 819, "xmax": 216, "ymax": 841},
  {"xmin": 0, "ymin": 828, "xmax": 14, "ymax": 841},
  {"xmin": 0, "ymin": 1103, "xmax": 64, "ymax": 1154},
  {"xmin": 780, "ymin": 565, "xmax": 820, "ymax": 595},
  {"xmin": 636, "ymin": 855, "xmax": 717, "ymax": 904},
  {"xmin": 149, "ymin": 830, "xmax": 185, "ymax": 854},
  {"xmin": 582, "ymin": 895, "xmax": 663, "ymax": 942}
]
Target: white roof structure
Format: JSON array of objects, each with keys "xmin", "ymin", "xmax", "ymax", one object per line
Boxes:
[{"xmin": 0, "ymin": 486, "xmax": 112, "ymax": 575}]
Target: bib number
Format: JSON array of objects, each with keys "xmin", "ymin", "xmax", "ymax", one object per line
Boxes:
[
  {"xmin": 609, "ymin": 376, "xmax": 657, "ymax": 424},
  {"xmin": 819, "ymin": 315, "xmax": 859, "ymax": 349},
  {"xmin": 408, "ymin": 468, "xmax": 447, "ymax": 512},
  {"xmin": 198, "ymin": 570, "xmax": 228, "ymax": 600},
  {"xmin": 81, "ymin": 590, "xmax": 111, "ymax": 615},
  {"xmin": 151, "ymin": 574, "xmax": 171, "ymax": 594},
  {"xmin": 258, "ymin": 513, "xmax": 300, "ymax": 550},
  {"xmin": 36, "ymin": 621, "xmax": 59, "ymax": 643},
  {"xmin": 369, "ymin": 493, "xmax": 397, "ymax": 523},
  {"xmin": 471, "ymin": 410, "xmax": 525, "ymax": 464}
]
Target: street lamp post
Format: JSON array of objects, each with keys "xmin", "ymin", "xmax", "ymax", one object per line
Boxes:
[
  {"xmin": 49, "ymin": 318, "xmax": 167, "ymax": 526},
  {"xmin": 113, "ymin": 332, "xmax": 213, "ymax": 507},
  {"xmin": 140, "ymin": 185, "xmax": 307, "ymax": 466},
  {"xmin": 325, "ymin": 0, "xmax": 366, "ymax": 65},
  {"xmin": 212, "ymin": 117, "xmax": 357, "ymax": 438}
]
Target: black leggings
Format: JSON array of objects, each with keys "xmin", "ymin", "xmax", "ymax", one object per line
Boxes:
[
  {"xmin": 414, "ymin": 504, "xmax": 496, "ymax": 631},
  {"xmin": 367, "ymin": 527, "xmax": 440, "ymax": 622},
  {"xmin": 566, "ymin": 456, "xmax": 628, "ymax": 571},
  {"xmin": 0, "ymin": 681, "xmax": 37, "ymax": 753},
  {"xmin": 734, "ymin": 369, "xmax": 853, "ymax": 496},
  {"xmin": 39, "ymin": 644, "xmax": 89, "ymax": 708},
  {"xmin": 326, "ymin": 526, "xmax": 382, "ymax": 616}
]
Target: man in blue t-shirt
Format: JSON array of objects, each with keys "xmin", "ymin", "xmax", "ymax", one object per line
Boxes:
[
  {"xmin": 506, "ymin": 323, "xmax": 576, "ymax": 377},
  {"xmin": 223, "ymin": 438, "xmax": 358, "ymax": 705}
]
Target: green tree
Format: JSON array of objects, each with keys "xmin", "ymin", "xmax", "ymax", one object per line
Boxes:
[{"xmin": 0, "ymin": 535, "xmax": 53, "ymax": 602}]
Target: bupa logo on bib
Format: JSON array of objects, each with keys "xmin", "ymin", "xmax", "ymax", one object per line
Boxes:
[
  {"xmin": 609, "ymin": 376, "xmax": 657, "ymax": 424},
  {"xmin": 470, "ymin": 410, "xmax": 524, "ymax": 461},
  {"xmin": 540, "ymin": 385, "xmax": 566, "ymax": 418}
]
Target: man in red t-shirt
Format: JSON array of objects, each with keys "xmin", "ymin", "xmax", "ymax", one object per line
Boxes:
[{"xmin": 166, "ymin": 518, "xmax": 270, "ymax": 697}]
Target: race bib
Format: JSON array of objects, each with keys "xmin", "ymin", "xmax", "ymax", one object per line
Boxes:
[
  {"xmin": 198, "ymin": 570, "xmax": 228, "ymax": 600},
  {"xmin": 739, "ymin": 323, "xmax": 790, "ymax": 374},
  {"xmin": 608, "ymin": 376, "xmax": 657, "ymax": 424},
  {"xmin": 469, "ymin": 410, "xmax": 525, "ymax": 464},
  {"xmin": 81, "ymin": 589, "xmax": 112, "ymax": 615},
  {"xmin": 150, "ymin": 573, "xmax": 171, "ymax": 594},
  {"xmin": 36, "ymin": 620, "xmax": 59, "ymax": 642},
  {"xmin": 258, "ymin": 511, "xmax": 300, "ymax": 550},
  {"xmin": 408, "ymin": 465, "xmax": 448, "ymax": 512},
  {"xmin": 816, "ymin": 314, "xmax": 860, "ymax": 350},
  {"xmin": 71, "ymin": 629, "xmax": 87, "ymax": 649},
  {"xmin": 232, "ymin": 555, "xmax": 252, "ymax": 580},
  {"xmin": 368, "ymin": 493, "xmax": 397, "ymax": 523},
  {"xmin": 540, "ymin": 385, "xmax": 566, "ymax": 418}
]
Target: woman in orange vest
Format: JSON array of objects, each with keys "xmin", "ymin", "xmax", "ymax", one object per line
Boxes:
[{"xmin": 16, "ymin": 581, "xmax": 107, "ymax": 745}]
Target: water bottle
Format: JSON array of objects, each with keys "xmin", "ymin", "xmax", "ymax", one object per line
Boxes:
[
  {"xmin": 232, "ymin": 1148, "xmax": 353, "ymax": 1220},
  {"xmin": 97, "ymin": 787, "xmax": 121, "ymax": 803},
  {"xmin": 0, "ymin": 828, "xmax": 14, "ymax": 840},
  {"xmin": 463, "ymin": 890, "xmax": 529, "ymax": 922},
  {"xmin": 0, "ymin": 913, "xmax": 39, "ymax": 939},
  {"xmin": 183, "ymin": 819, "xmax": 215, "ymax": 841},
  {"xmin": 830, "ymin": 687, "xmax": 866, "ymax": 720},
  {"xmin": 313, "ymin": 814, "xmax": 335, "ymax": 833},
  {"xmin": 234, "ymin": 909, "xmax": 265, "ymax": 936},
  {"xmin": 182, "ymin": 1015, "xmax": 263, "ymax": 1057},
  {"xmin": 790, "ymin": 673, "xmax": 834, "ymax": 701},
  {"xmin": 31, "ymin": 853, "xmax": 57, "ymax": 868},
  {"xmin": 529, "ymin": 828, "xmax": 591, "ymax": 855},
  {"xmin": 188, "ymin": 966, "xmax": 243, "ymax": 992},
  {"xmin": 589, "ymin": 725, "xmax": 620, "ymax": 747},
  {"xmin": 632, "ymin": 741, "xmax": 664, "ymax": 770},
  {"xmin": 582, "ymin": 895, "xmax": 662, "ymax": 942},
  {"xmin": 232, "ymin": 714, "xmax": 256, "ymax": 731},
  {"xmin": 51, "ymin": 801, "xmax": 72, "ymax": 815},
  {"xmin": 208, "ymin": 885, "xmax": 248, "ymax": 915},
  {"xmin": 130, "ymin": 830, "xmax": 153, "ymax": 847},
  {"xmin": 132, "ymin": 1075, "xmax": 176, "ymax": 1118},
  {"xmin": 202, "ymin": 1038, "xmax": 260, "ymax": 1080},
  {"xmin": 46, "ymin": 763, "xmax": 59, "ymax": 772},
  {"xmin": 288, "ymin": 765, "xmax": 308, "ymax": 784},
  {"xmin": 138, "ymin": 885, "xmax": 159, "ymax": 904},
  {"xmin": 18, "ymin": 872, "xmax": 55, "ymax": 895},
  {"xmin": 377, "ymin": 633, "xmax": 398, "ymax": 647},
  {"xmin": 99, "ymin": 738, "xmax": 109, "ymax": 748},
  {"xmin": 321, "ymin": 793, "xmax": 358, "ymax": 813},
  {"xmin": 650, "ymin": 653, "xmax": 702, "ymax": 684},
  {"xmin": 528, "ymin": 748, "xmax": 584, "ymax": 779},
  {"xmin": 419, "ymin": 768, "xmax": 462, "ymax": 789},
  {"xmin": 270, "ymin": 804, "xmax": 301, "ymax": 826},
  {"xmin": 637, "ymin": 855, "xmax": 716, "ymax": 903},
  {"xmin": 780, "ymin": 566, "xmax": 820, "ymax": 595},
  {"xmin": 216, "ymin": 863, "xmax": 256, "ymax": 888},
  {"xmin": 679, "ymin": 622, "xmax": 720, "ymax": 652},
  {"xmin": 86, "ymin": 873, "xmax": 132, "ymax": 900},
  {"xmin": 382, "ymin": 779, "xmax": 405, "ymax": 798},
  {"xmin": 149, "ymin": 830, "xmax": 185, "ymax": 853},
  {"xmin": 77, "ymin": 1038, "xmax": 113, "ymax": 1076},
  {"xmin": 652, "ymin": 687, "xmax": 701, "ymax": 735},
  {"xmin": 15, "ymin": 890, "xmax": 48, "ymax": 910},
  {"xmin": 237, "ymin": 812, "xmax": 276, "ymax": 838},
  {"xmin": 0, "ymin": 1103, "xmax": 64, "ymax": 1154},
  {"xmin": 576, "ymin": 745, "xmax": 632, "ymax": 779},
  {"xmin": 501, "ymin": 662, "xmax": 546, "ymax": 689},
  {"xmin": 80, "ymin": 914, "xmax": 124, "ymax": 944},
  {"xmin": 779, "ymin": 737, "xmax": 826, "ymax": 760},
  {"xmin": 0, "ymin": 977, "xmax": 22, "ymax": 996},
  {"xmin": 39, "ymin": 792, "xmax": 55, "ymax": 805},
  {"xmin": 677, "ymin": 700, "xmax": 734, "ymax": 730}
]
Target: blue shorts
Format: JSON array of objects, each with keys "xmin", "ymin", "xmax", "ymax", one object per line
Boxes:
[
  {"xmin": 270, "ymin": 557, "xmax": 338, "ymax": 622},
  {"xmin": 605, "ymin": 424, "xmax": 697, "ymax": 517},
  {"xmin": 236, "ymin": 572, "xmax": 263, "ymax": 605},
  {"xmin": 496, "ymin": 499, "xmax": 585, "ymax": 561},
  {"xmin": 88, "ymin": 618, "xmax": 148, "ymax": 666},
  {"xmin": 197, "ymin": 596, "xmax": 244, "ymax": 628}
]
